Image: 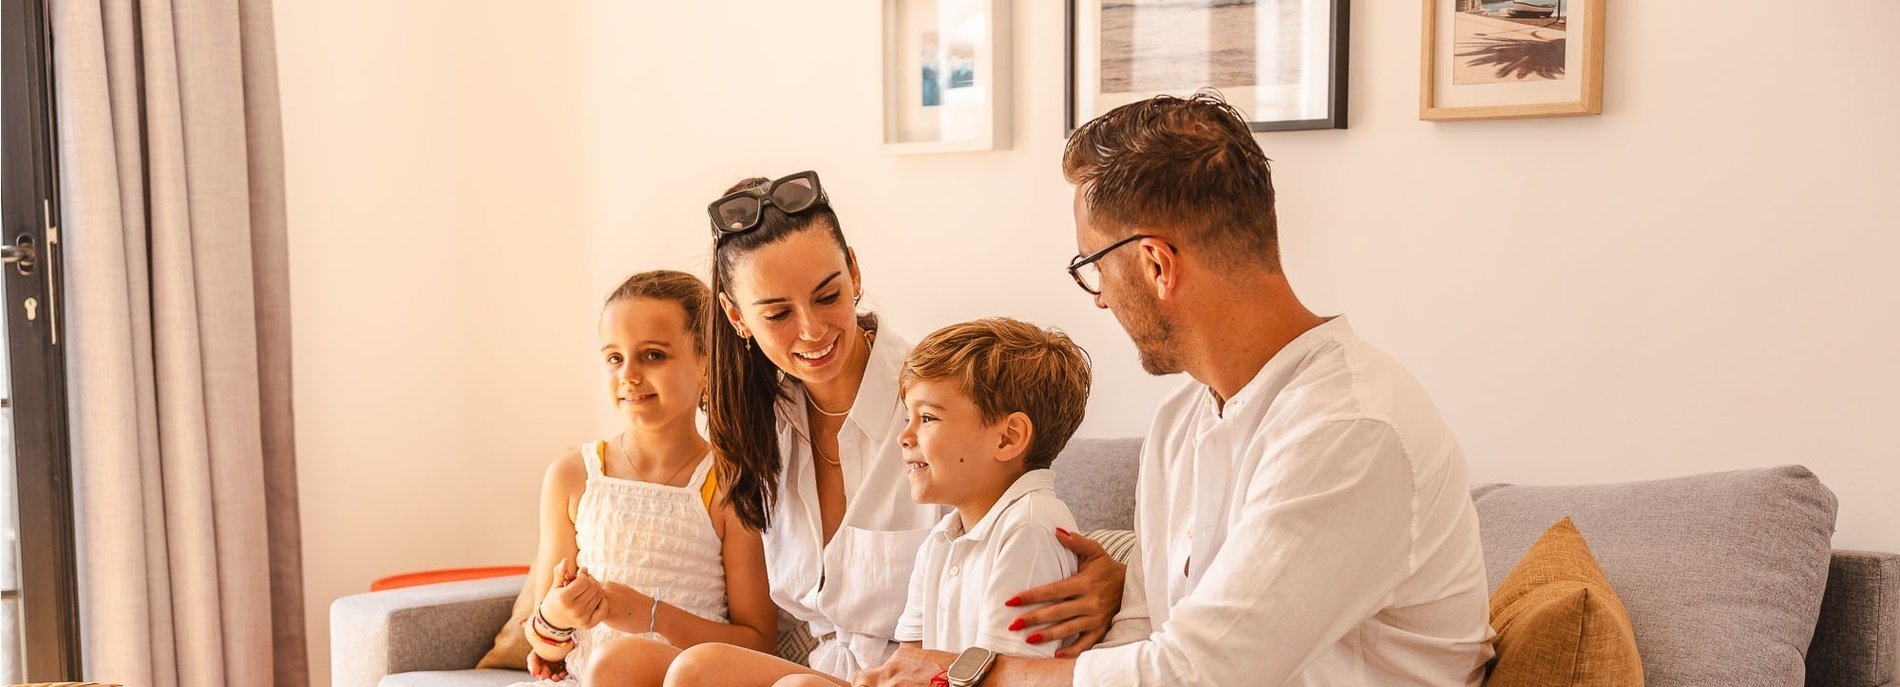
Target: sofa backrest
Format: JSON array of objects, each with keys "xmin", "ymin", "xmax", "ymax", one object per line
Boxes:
[
  {"xmin": 1472, "ymin": 466, "xmax": 1840, "ymax": 687},
  {"xmin": 1057, "ymin": 437, "xmax": 1897, "ymax": 687},
  {"xmin": 1052, "ymin": 437, "xmax": 1142, "ymax": 532}
]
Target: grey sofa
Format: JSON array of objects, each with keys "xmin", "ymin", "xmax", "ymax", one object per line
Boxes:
[{"xmin": 333, "ymin": 438, "xmax": 1900, "ymax": 687}]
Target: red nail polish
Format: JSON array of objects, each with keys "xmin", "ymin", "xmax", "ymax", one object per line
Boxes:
[
  {"xmin": 1004, "ymin": 596, "xmax": 1022, "ymax": 607},
  {"xmin": 1008, "ymin": 618, "xmax": 1025, "ymax": 631},
  {"xmin": 1056, "ymin": 650, "xmax": 1069, "ymax": 658},
  {"xmin": 1056, "ymin": 527, "xmax": 1071, "ymax": 537},
  {"xmin": 1027, "ymin": 633, "xmax": 1044, "ymax": 645}
]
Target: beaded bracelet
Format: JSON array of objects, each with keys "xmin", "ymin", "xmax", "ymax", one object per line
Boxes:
[{"xmin": 532, "ymin": 607, "xmax": 576, "ymax": 647}]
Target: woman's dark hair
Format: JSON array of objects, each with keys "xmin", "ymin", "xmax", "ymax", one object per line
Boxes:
[{"xmin": 708, "ymin": 175, "xmax": 869, "ymax": 533}]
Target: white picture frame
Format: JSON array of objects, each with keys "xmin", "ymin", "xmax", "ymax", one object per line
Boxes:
[{"xmin": 881, "ymin": 0, "xmax": 1012, "ymax": 154}]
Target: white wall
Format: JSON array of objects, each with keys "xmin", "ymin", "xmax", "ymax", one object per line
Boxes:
[
  {"xmin": 276, "ymin": 4, "xmax": 597, "ymax": 685},
  {"xmin": 280, "ymin": 1, "xmax": 1900, "ymax": 682}
]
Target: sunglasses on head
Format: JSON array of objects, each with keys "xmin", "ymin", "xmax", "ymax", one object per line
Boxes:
[{"xmin": 707, "ymin": 170, "xmax": 828, "ymax": 240}]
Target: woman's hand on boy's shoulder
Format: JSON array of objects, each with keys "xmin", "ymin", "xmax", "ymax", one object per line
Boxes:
[{"xmin": 1002, "ymin": 528, "xmax": 1125, "ymax": 656}]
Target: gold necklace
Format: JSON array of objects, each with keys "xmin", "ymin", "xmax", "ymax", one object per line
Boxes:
[
  {"xmin": 806, "ymin": 328, "xmax": 876, "ymax": 418},
  {"xmin": 813, "ymin": 441, "xmax": 841, "ymax": 466},
  {"xmin": 620, "ymin": 434, "xmax": 701, "ymax": 486},
  {"xmin": 806, "ymin": 327, "xmax": 876, "ymax": 467}
]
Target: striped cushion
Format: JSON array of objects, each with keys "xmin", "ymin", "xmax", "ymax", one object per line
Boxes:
[{"xmin": 1086, "ymin": 529, "xmax": 1138, "ymax": 564}]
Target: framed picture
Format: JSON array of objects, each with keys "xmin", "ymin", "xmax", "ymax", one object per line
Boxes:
[
  {"xmin": 881, "ymin": 0, "xmax": 1012, "ymax": 154},
  {"xmin": 1066, "ymin": 0, "xmax": 1349, "ymax": 134},
  {"xmin": 1420, "ymin": 0, "xmax": 1605, "ymax": 121}
]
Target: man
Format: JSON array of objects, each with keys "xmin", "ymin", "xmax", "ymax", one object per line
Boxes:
[{"xmin": 858, "ymin": 92, "xmax": 1494, "ymax": 687}]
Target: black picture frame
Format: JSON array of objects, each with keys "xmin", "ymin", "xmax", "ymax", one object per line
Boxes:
[{"xmin": 1065, "ymin": 0, "xmax": 1351, "ymax": 135}]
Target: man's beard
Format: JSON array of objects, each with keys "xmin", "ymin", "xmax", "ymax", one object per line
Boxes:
[{"xmin": 1113, "ymin": 281, "xmax": 1182, "ymax": 376}]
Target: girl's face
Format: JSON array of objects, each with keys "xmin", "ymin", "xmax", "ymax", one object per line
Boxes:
[
  {"xmin": 599, "ymin": 297, "xmax": 707, "ymax": 429},
  {"xmin": 720, "ymin": 229, "xmax": 865, "ymax": 388}
]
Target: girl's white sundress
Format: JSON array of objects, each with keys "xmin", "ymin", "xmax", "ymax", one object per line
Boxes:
[{"xmin": 512, "ymin": 441, "xmax": 729, "ymax": 685}]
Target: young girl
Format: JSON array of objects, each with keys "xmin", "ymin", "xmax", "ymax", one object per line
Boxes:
[{"xmin": 515, "ymin": 270, "xmax": 777, "ymax": 687}]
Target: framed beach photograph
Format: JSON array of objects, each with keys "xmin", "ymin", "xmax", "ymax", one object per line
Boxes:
[
  {"xmin": 1066, "ymin": 0, "xmax": 1349, "ymax": 134},
  {"xmin": 881, "ymin": 0, "xmax": 1012, "ymax": 154},
  {"xmin": 1420, "ymin": 0, "xmax": 1605, "ymax": 121}
]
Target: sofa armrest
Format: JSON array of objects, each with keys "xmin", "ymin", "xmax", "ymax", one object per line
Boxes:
[
  {"xmin": 1808, "ymin": 551, "xmax": 1900, "ymax": 687},
  {"xmin": 330, "ymin": 574, "xmax": 525, "ymax": 687}
]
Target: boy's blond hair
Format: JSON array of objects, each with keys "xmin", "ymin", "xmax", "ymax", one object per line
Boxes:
[{"xmin": 900, "ymin": 318, "xmax": 1092, "ymax": 470}]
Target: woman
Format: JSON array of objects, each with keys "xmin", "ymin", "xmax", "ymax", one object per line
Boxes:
[{"xmin": 664, "ymin": 171, "xmax": 1121, "ymax": 686}]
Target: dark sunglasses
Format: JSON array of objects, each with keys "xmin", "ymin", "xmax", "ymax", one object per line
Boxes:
[
  {"xmin": 707, "ymin": 170, "xmax": 828, "ymax": 240},
  {"xmin": 1067, "ymin": 234, "xmax": 1174, "ymax": 296}
]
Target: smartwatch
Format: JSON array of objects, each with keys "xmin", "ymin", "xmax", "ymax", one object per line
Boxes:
[{"xmin": 946, "ymin": 646, "xmax": 997, "ymax": 687}]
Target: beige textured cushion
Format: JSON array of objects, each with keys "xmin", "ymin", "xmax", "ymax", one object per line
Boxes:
[
  {"xmin": 473, "ymin": 577, "xmax": 535, "ymax": 670},
  {"xmin": 1488, "ymin": 517, "xmax": 1643, "ymax": 687}
]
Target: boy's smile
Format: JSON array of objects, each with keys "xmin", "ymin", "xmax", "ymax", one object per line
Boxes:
[{"xmin": 899, "ymin": 378, "xmax": 1023, "ymax": 527}]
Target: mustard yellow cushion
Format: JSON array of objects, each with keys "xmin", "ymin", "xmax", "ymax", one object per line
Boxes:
[
  {"xmin": 474, "ymin": 578, "xmax": 535, "ymax": 670},
  {"xmin": 1487, "ymin": 517, "xmax": 1644, "ymax": 687}
]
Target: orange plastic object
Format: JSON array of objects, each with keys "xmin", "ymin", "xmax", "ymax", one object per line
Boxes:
[{"xmin": 370, "ymin": 565, "xmax": 530, "ymax": 591}]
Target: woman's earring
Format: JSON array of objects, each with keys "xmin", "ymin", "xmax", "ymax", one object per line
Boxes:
[
  {"xmin": 700, "ymin": 388, "xmax": 710, "ymax": 412},
  {"xmin": 742, "ymin": 333, "xmax": 752, "ymax": 352},
  {"xmin": 853, "ymin": 293, "xmax": 862, "ymax": 306}
]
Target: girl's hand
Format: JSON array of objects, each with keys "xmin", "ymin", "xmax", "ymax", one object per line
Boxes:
[
  {"xmin": 528, "ymin": 651, "xmax": 569, "ymax": 681},
  {"xmin": 540, "ymin": 557, "xmax": 606, "ymax": 630}
]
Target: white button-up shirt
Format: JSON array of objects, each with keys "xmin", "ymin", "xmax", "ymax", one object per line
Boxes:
[
  {"xmin": 893, "ymin": 469, "xmax": 1079, "ymax": 657},
  {"xmin": 1075, "ymin": 317, "xmax": 1495, "ymax": 687},
  {"xmin": 762, "ymin": 330, "xmax": 947, "ymax": 679}
]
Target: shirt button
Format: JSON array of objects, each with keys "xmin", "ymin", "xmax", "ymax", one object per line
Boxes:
[{"xmin": 948, "ymin": 566, "xmax": 960, "ymax": 577}]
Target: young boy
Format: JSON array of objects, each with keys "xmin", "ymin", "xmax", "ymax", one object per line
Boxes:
[{"xmin": 891, "ymin": 317, "xmax": 1093, "ymax": 667}]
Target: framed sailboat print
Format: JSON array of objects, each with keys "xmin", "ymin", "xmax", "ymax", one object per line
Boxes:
[{"xmin": 1420, "ymin": 0, "xmax": 1604, "ymax": 121}]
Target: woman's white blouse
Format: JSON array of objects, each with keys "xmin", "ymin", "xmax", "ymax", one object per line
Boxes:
[{"xmin": 761, "ymin": 330, "xmax": 945, "ymax": 678}]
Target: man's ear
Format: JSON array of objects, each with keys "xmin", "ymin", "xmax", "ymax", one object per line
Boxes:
[
  {"xmin": 1141, "ymin": 238, "xmax": 1181, "ymax": 300},
  {"xmin": 994, "ymin": 411, "xmax": 1034, "ymax": 464}
]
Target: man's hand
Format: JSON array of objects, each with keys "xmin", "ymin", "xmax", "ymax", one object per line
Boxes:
[
  {"xmin": 852, "ymin": 645, "xmax": 954, "ymax": 687},
  {"xmin": 1005, "ymin": 528, "xmax": 1125, "ymax": 656}
]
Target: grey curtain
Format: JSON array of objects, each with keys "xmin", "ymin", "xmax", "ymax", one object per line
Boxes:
[{"xmin": 51, "ymin": 0, "xmax": 305, "ymax": 685}]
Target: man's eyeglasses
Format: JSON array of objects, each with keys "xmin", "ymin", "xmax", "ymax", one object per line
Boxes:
[
  {"xmin": 1067, "ymin": 234, "xmax": 1172, "ymax": 296},
  {"xmin": 707, "ymin": 170, "xmax": 828, "ymax": 240}
]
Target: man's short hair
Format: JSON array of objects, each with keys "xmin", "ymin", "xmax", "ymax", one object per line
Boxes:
[
  {"xmin": 1062, "ymin": 90, "xmax": 1281, "ymax": 271},
  {"xmin": 900, "ymin": 318, "xmax": 1092, "ymax": 471}
]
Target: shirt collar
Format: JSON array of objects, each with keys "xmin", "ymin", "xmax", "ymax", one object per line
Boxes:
[
  {"xmin": 848, "ymin": 328, "xmax": 907, "ymax": 441},
  {"xmin": 931, "ymin": 469, "xmax": 1059, "ymax": 543},
  {"xmin": 1203, "ymin": 315, "xmax": 1353, "ymax": 416}
]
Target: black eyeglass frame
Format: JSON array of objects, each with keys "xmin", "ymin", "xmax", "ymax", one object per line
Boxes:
[
  {"xmin": 1066, "ymin": 233, "xmax": 1176, "ymax": 296},
  {"xmin": 707, "ymin": 170, "xmax": 830, "ymax": 240}
]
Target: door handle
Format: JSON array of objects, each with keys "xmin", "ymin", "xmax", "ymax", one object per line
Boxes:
[{"xmin": 2, "ymin": 233, "xmax": 35, "ymax": 275}]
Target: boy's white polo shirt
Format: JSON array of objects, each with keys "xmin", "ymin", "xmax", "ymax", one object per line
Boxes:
[{"xmin": 893, "ymin": 468, "xmax": 1079, "ymax": 658}]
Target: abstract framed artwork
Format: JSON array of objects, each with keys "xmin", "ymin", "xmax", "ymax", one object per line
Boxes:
[
  {"xmin": 1066, "ymin": 0, "xmax": 1350, "ymax": 134},
  {"xmin": 1420, "ymin": 0, "xmax": 1605, "ymax": 121},
  {"xmin": 881, "ymin": 0, "xmax": 1012, "ymax": 154}
]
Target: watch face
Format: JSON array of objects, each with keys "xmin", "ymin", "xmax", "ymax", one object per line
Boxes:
[{"xmin": 947, "ymin": 647, "xmax": 995, "ymax": 681}]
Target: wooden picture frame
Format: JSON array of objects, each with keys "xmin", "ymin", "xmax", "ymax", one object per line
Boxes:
[
  {"xmin": 880, "ymin": 0, "xmax": 1012, "ymax": 154},
  {"xmin": 1420, "ymin": 0, "xmax": 1604, "ymax": 121},
  {"xmin": 1066, "ymin": 0, "xmax": 1349, "ymax": 134}
]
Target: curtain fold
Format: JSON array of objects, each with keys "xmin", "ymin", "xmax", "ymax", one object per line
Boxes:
[{"xmin": 52, "ymin": 0, "xmax": 305, "ymax": 684}]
